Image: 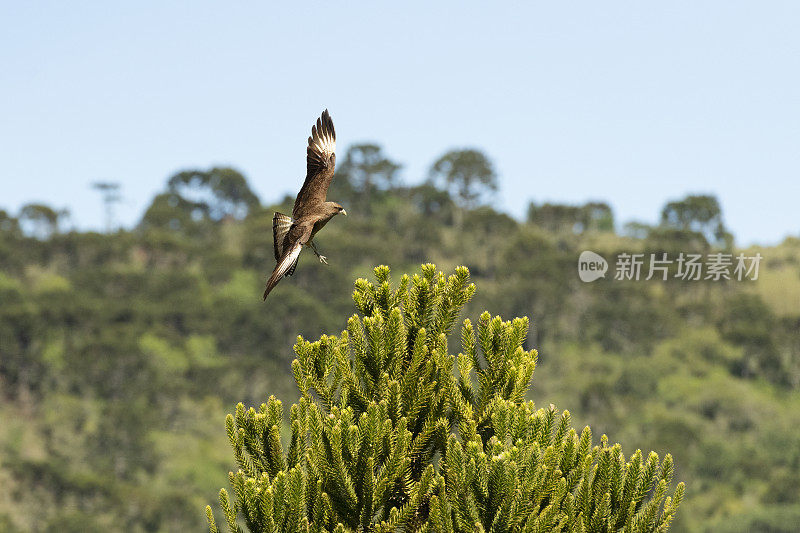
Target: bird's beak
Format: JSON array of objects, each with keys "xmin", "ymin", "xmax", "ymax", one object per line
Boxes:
[{"xmin": 341, "ymin": 209, "xmax": 347, "ymax": 216}]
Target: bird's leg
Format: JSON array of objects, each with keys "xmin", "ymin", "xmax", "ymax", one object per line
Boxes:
[{"xmin": 309, "ymin": 240, "xmax": 328, "ymax": 264}]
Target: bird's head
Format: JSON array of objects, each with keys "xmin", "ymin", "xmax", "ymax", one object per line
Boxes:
[{"xmin": 325, "ymin": 202, "xmax": 347, "ymax": 217}]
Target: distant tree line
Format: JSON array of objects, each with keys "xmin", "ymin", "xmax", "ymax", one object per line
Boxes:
[{"xmin": 0, "ymin": 141, "xmax": 796, "ymax": 531}]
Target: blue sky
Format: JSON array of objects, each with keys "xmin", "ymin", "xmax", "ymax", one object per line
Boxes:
[{"xmin": 1, "ymin": 2, "xmax": 798, "ymax": 245}]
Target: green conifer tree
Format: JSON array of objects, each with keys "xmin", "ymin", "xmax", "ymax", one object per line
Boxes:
[{"xmin": 206, "ymin": 264, "xmax": 684, "ymax": 532}]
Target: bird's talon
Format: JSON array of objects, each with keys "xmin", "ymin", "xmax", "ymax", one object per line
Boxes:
[{"xmin": 319, "ymin": 255, "xmax": 328, "ymax": 264}]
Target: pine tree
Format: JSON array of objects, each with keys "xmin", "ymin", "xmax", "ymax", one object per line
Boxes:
[{"xmin": 206, "ymin": 264, "xmax": 684, "ymax": 532}]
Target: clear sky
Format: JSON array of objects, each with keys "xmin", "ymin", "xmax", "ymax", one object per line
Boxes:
[{"xmin": 1, "ymin": 2, "xmax": 798, "ymax": 245}]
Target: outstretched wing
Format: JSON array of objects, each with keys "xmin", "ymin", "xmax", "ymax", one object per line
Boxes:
[
  {"xmin": 273, "ymin": 212, "xmax": 293, "ymax": 261},
  {"xmin": 293, "ymin": 109, "xmax": 336, "ymax": 219}
]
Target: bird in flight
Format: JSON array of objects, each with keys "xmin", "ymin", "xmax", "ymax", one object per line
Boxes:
[{"xmin": 263, "ymin": 109, "xmax": 346, "ymax": 300}]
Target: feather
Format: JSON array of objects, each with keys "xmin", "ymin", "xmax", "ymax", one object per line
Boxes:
[
  {"xmin": 272, "ymin": 212, "xmax": 293, "ymax": 260},
  {"xmin": 263, "ymin": 242, "xmax": 303, "ymax": 300},
  {"xmin": 294, "ymin": 110, "xmax": 337, "ymax": 216}
]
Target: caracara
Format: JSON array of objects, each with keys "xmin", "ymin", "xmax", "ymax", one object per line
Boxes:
[{"xmin": 263, "ymin": 109, "xmax": 346, "ymax": 300}]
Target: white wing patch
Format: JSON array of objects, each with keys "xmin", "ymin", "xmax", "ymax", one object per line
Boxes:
[
  {"xmin": 273, "ymin": 212, "xmax": 293, "ymax": 260},
  {"xmin": 311, "ymin": 127, "xmax": 335, "ymax": 159}
]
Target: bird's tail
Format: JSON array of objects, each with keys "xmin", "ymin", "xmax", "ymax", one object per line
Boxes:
[{"xmin": 263, "ymin": 241, "xmax": 303, "ymax": 301}]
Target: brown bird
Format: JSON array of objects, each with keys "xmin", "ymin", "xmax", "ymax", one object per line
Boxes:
[{"xmin": 263, "ymin": 109, "xmax": 346, "ymax": 300}]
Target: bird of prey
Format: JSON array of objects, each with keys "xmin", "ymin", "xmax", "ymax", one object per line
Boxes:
[{"xmin": 263, "ymin": 109, "xmax": 346, "ymax": 300}]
